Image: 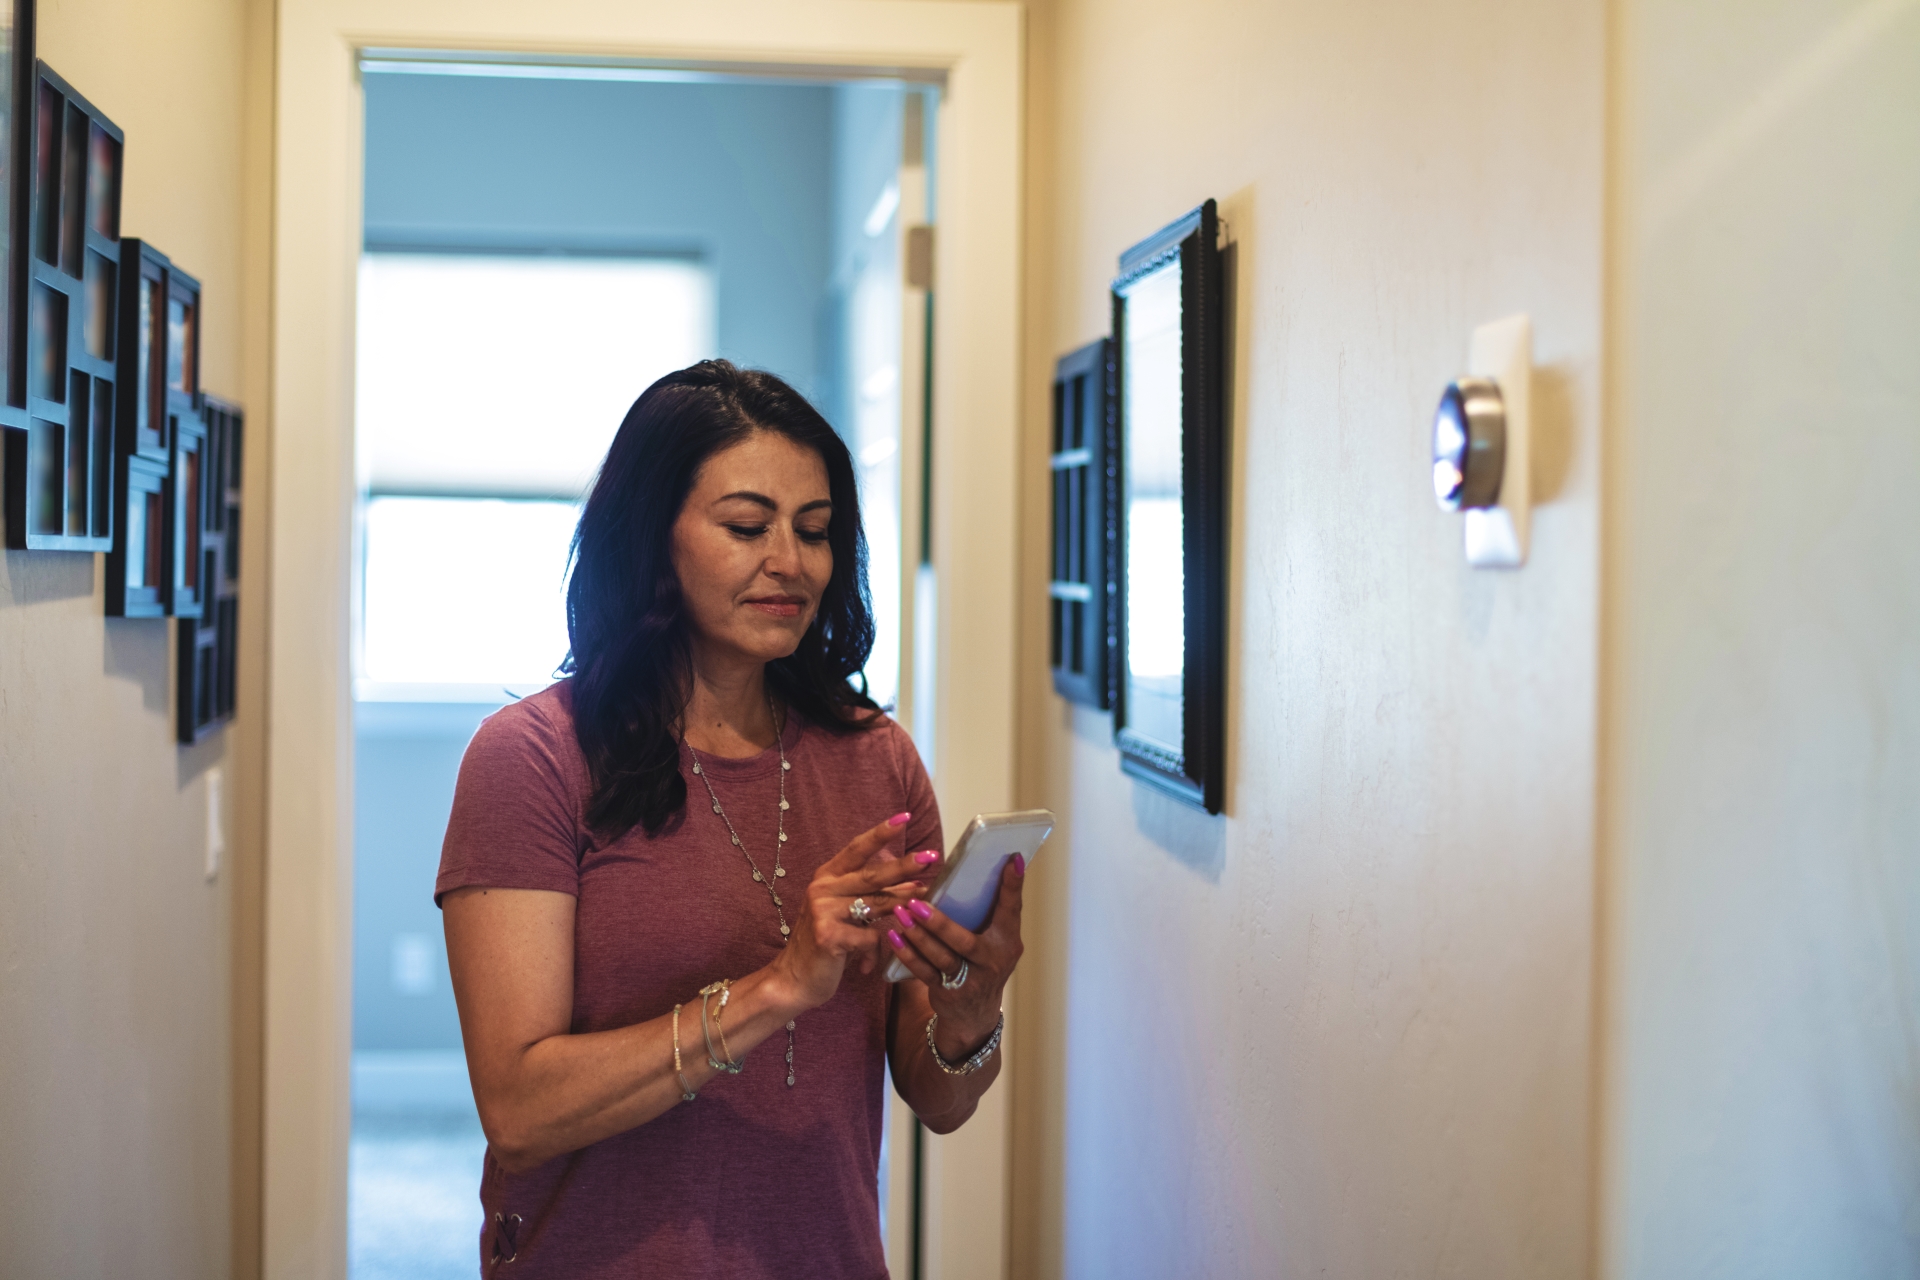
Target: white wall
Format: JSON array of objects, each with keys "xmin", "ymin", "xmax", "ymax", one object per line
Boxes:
[
  {"xmin": 0, "ymin": 0, "xmax": 266, "ymax": 1277},
  {"xmin": 1603, "ymin": 2, "xmax": 1920, "ymax": 1273},
  {"xmin": 1013, "ymin": 0, "xmax": 1603, "ymax": 1276}
]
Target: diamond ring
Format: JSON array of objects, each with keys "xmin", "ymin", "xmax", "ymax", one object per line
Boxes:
[
  {"xmin": 848, "ymin": 897, "xmax": 874, "ymax": 927},
  {"xmin": 941, "ymin": 961, "xmax": 970, "ymax": 990}
]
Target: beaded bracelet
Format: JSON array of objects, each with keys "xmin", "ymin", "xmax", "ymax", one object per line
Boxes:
[
  {"xmin": 925, "ymin": 1012, "xmax": 1004, "ymax": 1076},
  {"xmin": 671, "ymin": 1003, "xmax": 697, "ymax": 1100}
]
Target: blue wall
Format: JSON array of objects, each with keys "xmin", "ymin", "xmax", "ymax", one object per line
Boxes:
[{"xmin": 362, "ymin": 72, "xmax": 835, "ymax": 402}]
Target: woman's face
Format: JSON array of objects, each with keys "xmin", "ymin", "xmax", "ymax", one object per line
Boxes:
[{"xmin": 670, "ymin": 430, "xmax": 834, "ymax": 667}]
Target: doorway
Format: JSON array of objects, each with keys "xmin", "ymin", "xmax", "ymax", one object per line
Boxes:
[
  {"xmin": 345, "ymin": 64, "xmax": 936, "ymax": 1279},
  {"xmin": 264, "ymin": 8, "xmax": 1020, "ymax": 1277}
]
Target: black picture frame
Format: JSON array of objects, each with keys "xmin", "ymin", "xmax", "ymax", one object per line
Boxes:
[
  {"xmin": 105, "ymin": 240, "xmax": 185, "ymax": 614},
  {"xmin": 1110, "ymin": 199, "xmax": 1226, "ymax": 814},
  {"xmin": 3, "ymin": 60, "xmax": 121, "ymax": 552},
  {"xmin": 178, "ymin": 394, "xmax": 240, "ymax": 743},
  {"xmin": 1048, "ymin": 337, "xmax": 1115, "ymax": 708},
  {"xmin": 0, "ymin": 0, "xmax": 33, "ymax": 422}
]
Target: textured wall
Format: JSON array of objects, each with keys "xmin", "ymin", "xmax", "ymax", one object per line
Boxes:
[
  {"xmin": 0, "ymin": 0, "xmax": 260, "ymax": 1277},
  {"xmin": 1011, "ymin": 0, "xmax": 1604, "ymax": 1276},
  {"xmin": 1603, "ymin": 2, "xmax": 1920, "ymax": 1273}
]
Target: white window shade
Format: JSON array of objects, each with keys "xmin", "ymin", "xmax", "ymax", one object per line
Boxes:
[{"xmin": 356, "ymin": 253, "xmax": 715, "ymax": 498}]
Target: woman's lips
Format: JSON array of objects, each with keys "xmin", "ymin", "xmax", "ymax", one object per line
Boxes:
[{"xmin": 746, "ymin": 597, "xmax": 805, "ymax": 618}]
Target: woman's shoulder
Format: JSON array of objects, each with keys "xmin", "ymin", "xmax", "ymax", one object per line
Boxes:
[
  {"xmin": 465, "ymin": 681, "xmax": 585, "ymax": 777},
  {"xmin": 798, "ymin": 706, "xmax": 923, "ymax": 775}
]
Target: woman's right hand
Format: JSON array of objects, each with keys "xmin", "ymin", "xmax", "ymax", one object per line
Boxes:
[{"xmin": 773, "ymin": 813, "xmax": 940, "ymax": 1010}]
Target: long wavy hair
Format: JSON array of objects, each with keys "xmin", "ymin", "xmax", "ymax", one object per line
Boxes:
[{"xmin": 563, "ymin": 360, "xmax": 879, "ymax": 840}]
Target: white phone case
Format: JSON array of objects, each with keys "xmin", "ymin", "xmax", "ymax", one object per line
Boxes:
[{"xmin": 885, "ymin": 809, "xmax": 1054, "ymax": 983}]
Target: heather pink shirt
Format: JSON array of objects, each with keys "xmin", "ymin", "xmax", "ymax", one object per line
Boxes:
[{"xmin": 436, "ymin": 681, "xmax": 941, "ymax": 1279}]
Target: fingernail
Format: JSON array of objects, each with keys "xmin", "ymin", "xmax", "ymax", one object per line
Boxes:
[
  {"xmin": 909, "ymin": 899, "xmax": 933, "ymax": 921},
  {"xmin": 1013, "ymin": 853, "xmax": 1027, "ymax": 875},
  {"xmin": 894, "ymin": 905, "xmax": 915, "ymax": 930},
  {"xmin": 887, "ymin": 929, "xmax": 906, "ymax": 950},
  {"xmin": 913, "ymin": 850, "xmax": 940, "ymax": 866},
  {"xmin": 889, "ymin": 812, "xmax": 912, "ymax": 828}
]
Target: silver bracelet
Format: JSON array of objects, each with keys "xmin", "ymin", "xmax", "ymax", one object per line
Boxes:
[
  {"xmin": 700, "ymin": 980, "xmax": 744, "ymax": 1075},
  {"xmin": 671, "ymin": 1003, "xmax": 697, "ymax": 1100},
  {"xmin": 925, "ymin": 1012, "xmax": 1004, "ymax": 1076}
]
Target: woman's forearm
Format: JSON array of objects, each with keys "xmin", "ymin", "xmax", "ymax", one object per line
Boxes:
[
  {"xmin": 888, "ymin": 988, "xmax": 1002, "ymax": 1133},
  {"xmin": 479, "ymin": 964, "xmax": 804, "ymax": 1171}
]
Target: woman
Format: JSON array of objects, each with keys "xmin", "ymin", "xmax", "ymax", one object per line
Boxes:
[{"xmin": 437, "ymin": 360, "xmax": 1022, "ymax": 1278}]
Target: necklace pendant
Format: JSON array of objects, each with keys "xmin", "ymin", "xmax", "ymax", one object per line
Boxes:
[
  {"xmin": 712, "ymin": 804, "xmax": 722, "ymax": 814},
  {"xmin": 779, "ymin": 799, "xmax": 789, "ymax": 811},
  {"xmin": 777, "ymin": 831, "xmax": 788, "ymax": 843},
  {"xmin": 691, "ymin": 762, "xmax": 701, "ymax": 774},
  {"xmin": 774, "ymin": 867, "xmax": 786, "ymax": 877},
  {"xmin": 771, "ymin": 893, "xmax": 783, "ymax": 907},
  {"xmin": 779, "ymin": 924, "xmax": 792, "ymax": 936},
  {"xmin": 751, "ymin": 870, "xmax": 763, "ymax": 882},
  {"xmin": 781, "ymin": 760, "xmax": 791, "ymax": 771}
]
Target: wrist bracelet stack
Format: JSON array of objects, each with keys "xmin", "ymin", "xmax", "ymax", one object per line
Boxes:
[
  {"xmin": 925, "ymin": 1012, "xmax": 1004, "ymax": 1076},
  {"xmin": 670, "ymin": 1003, "xmax": 697, "ymax": 1101},
  {"xmin": 700, "ymin": 979, "xmax": 745, "ymax": 1074}
]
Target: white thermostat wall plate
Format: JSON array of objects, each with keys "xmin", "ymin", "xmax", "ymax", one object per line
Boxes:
[{"xmin": 1462, "ymin": 314, "xmax": 1532, "ymax": 568}]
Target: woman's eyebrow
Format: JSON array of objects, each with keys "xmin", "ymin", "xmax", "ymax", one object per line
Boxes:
[{"xmin": 712, "ymin": 491, "xmax": 833, "ymax": 515}]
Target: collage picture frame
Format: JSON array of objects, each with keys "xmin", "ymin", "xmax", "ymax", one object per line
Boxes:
[{"xmin": 0, "ymin": 0, "xmax": 244, "ymax": 744}]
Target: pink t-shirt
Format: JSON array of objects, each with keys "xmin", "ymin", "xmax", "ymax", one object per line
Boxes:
[{"xmin": 436, "ymin": 681, "xmax": 941, "ymax": 1279}]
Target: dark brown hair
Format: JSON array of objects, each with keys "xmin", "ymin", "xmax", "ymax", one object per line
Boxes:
[{"xmin": 562, "ymin": 360, "xmax": 878, "ymax": 839}]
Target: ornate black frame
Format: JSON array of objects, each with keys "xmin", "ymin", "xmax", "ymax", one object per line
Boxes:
[
  {"xmin": 1048, "ymin": 336, "xmax": 1115, "ymax": 709},
  {"xmin": 1110, "ymin": 199, "xmax": 1226, "ymax": 814}
]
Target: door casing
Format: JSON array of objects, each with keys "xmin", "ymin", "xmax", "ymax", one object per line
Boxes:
[{"xmin": 264, "ymin": 3, "xmax": 1024, "ymax": 1276}]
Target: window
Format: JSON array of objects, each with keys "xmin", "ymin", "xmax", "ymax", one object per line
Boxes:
[{"xmin": 355, "ymin": 253, "xmax": 714, "ymax": 699}]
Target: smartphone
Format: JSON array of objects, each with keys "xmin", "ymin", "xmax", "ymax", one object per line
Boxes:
[{"xmin": 885, "ymin": 808, "xmax": 1054, "ymax": 983}]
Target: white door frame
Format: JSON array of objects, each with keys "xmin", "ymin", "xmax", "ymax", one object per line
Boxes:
[{"xmin": 264, "ymin": 2, "xmax": 1023, "ymax": 1277}]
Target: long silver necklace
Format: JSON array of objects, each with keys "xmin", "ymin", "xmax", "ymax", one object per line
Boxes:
[{"xmin": 687, "ymin": 694, "xmax": 798, "ymax": 1087}]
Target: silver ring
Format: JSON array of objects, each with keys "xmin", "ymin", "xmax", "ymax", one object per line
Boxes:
[
  {"xmin": 848, "ymin": 897, "xmax": 873, "ymax": 927},
  {"xmin": 941, "ymin": 961, "xmax": 969, "ymax": 990}
]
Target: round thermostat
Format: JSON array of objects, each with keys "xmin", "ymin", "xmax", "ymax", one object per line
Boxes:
[{"xmin": 1431, "ymin": 375, "xmax": 1506, "ymax": 511}]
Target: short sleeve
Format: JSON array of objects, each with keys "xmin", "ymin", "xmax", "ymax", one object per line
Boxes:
[
  {"xmin": 435, "ymin": 697, "xmax": 587, "ymax": 906},
  {"xmin": 890, "ymin": 721, "xmax": 944, "ymax": 859}
]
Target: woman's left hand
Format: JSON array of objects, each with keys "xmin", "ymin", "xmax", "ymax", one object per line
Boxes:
[{"xmin": 885, "ymin": 855, "xmax": 1026, "ymax": 1049}]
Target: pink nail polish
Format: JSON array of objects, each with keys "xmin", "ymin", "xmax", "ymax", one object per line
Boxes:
[
  {"xmin": 888, "ymin": 812, "xmax": 912, "ymax": 827},
  {"xmin": 894, "ymin": 905, "xmax": 915, "ymax": 929},
  {"xmin": 887, "ymin": 930, "xmax": 906, "ymax": 950},
  {"xmin": 1012, "ymin": 853, "xmax": 1027, "ymax": 875},
  {"xmin": 913, "ymin": 850, "xmax": 940, "ymax": 866},
  {"xmin": 909, "ymin": 899, "xmax": 933, "ymax": 921}
]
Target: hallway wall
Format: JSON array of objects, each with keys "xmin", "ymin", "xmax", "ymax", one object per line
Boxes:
[
  {"xmin": 1603, "ymin": 2, "xmax": 1920, "ymax": 1273},
  {"xmin": 1012, "ymin": 0, "xmax": 1603, "ymax": 1276},
  {"xmin": 0, "ymin": 1, "xmax": 266, "ymax": 1277}
]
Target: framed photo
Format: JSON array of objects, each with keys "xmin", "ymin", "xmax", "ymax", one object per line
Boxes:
[
  {"xmin": 3, "ymin": 59, "xmax": 121, "ymax": 551},
  {"xmin": 1048, "ymin": 337, "xmax": 1115, "ymax": 709},
  {"xmin": 178, "ymin": 394, "xmax": 241, "ymax": 742},
  {"xmin": 1110, "ymin": 199, "xmax": 1226, "ymax": 814},
  {"xmin": 105, "ymin": 240, "xmax": 174, "ymax": 614}
]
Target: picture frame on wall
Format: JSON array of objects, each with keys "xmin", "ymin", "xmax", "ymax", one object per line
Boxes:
[
  {"xmin": 178, "ymin": 394, "xmax": 241, "ymax": 743},
  {"xmin": 0, "ymin": 0, "xmax": 32, "ymax": 422},
  {"xmin": 105, "ymin": 239, "xmax": 177, "ymax": 615},
  {"xmin": 1110, "ymin": 199, "xmax": 1227, "ymax": 814},
  {"xmin": 1048, "ymin": 337, "xmax": 1115, "ymax": 709},
  {"xmin": 3, "ymin": 59, "xmax": 121, "ymax": 552}
]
